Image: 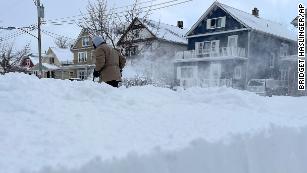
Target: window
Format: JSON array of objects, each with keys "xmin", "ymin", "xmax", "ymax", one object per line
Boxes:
[
  {"xmin": 207, "ymin": 17, "xmax": 226, "ymax": 29},
  {"xmin": 195, "ymin": 42, "xmax": 204, "ymax": 55},
  {"xmin": 125, "ymin": 46, "xmax": 138, "ymax": 56},
  {"xmin": 78, "ymin": 52, "xmax": 87, "ymax": 62},
  {"xmin": 269, "ymin": 53, "xmax": 275, "ymax": 68},
  {"xmin": 195, "ymin": 40, "xmax": 220, "ymax": 56},
  {"xmin": 181, "ymin": 67, "xmax": 194, "ymax": 78},
  {"xmin": 69, "ymin": 71, "xmax": 74, "ymax": 78},
  {"xmin": 78, "ymin": 70, "xmax": 86, "ymax": 80},
  {"xmin": 280, "ymin": 43, "xmax": 289, "ymax": 57},
  {"xmin": 26, "ymin": 59, "xmax": 31, "ymax": 66},
  {"xmin": 234, "ymin": 66, "xmax": 242, "ymax": 79},
  {"xmin": 281, "ymin": 70, "xmax": 288, "ymax": 81},
  {"xmin": 50, "ymin": 58, "xmax": 55, "ymax": 64},
  {"xmin": 82, "ymin": 37, "xmax": 90, "ymax": 47},
  {"xmin": 228, "ymin": 35, "xmax": 238, "ymax": 48}
]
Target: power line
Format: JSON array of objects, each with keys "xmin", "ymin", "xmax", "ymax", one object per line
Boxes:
[
  {"xmin": 44, "ymin": 0, "xmax": 159, "ymax": 23},
  {"xmin": 43, "ymin": 0, "xmax": 191, "ymax": 26},
  {"xmin": 41, "ymin": 29, "xmax": 75, "ymax": 41}
]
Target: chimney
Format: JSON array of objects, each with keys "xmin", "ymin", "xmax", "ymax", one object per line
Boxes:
[
  {"xmin": 252, "ymin": 7, "xmax": 259, "ymax": 17},
  {"xmin": 177, "ymin": 21, "xmax": 183, "ymax": 29}
]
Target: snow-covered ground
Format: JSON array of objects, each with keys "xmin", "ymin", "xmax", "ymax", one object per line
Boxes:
[{"xmin": 0, "ymin": 73, "xmax": 307, "ymax": 173}]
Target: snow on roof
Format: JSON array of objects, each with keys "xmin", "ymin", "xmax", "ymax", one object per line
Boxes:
[
  {"xmin": 49, "ymin": 47, "xmax": 73, "ymax": 62},
  {"xmin": 218, "ymin": 3, "xmax": 297, "ymax": 41},
  {"xmin": 28, "ymin": 56, "xmax": 39, "ymax": 65},
  {"xmin": 42, "ymin": 63, "xmax": 60, "ymax": 70},
  {"xmin": 187, "ymin": 2, "xmax": 297, "ymax": 41},
  {"xmin": 142, "ymin": 19, "xmax": 188, "ymax": 45}
]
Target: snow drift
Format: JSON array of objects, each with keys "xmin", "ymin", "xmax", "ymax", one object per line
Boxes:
[{"xmin": 0, "ymin": 73, "xmax": 307, "ymax": 173}]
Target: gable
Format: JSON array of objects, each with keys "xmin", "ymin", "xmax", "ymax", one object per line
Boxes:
[
  {"xmin": 187, "ymin": 3, "xmax": 246, "ymax": 36},
  {"xmin": 117, "ymin": 18, "xmax": 156, "ymax": 46},
  {"xmin": 71, "ymin": 29, "xmax": 93, "ymax": 50}
]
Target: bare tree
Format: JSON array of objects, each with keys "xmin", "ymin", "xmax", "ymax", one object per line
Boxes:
[
  {"xmin": 80, "ymin": 0, "xmax": 117, "ymax": 48},
  {"xmin": 80, "ymin": 0, "xmax": 153, "ymax": 49},
  {"xmin": 54, "ymin": 37, "xmax": 70, "ymax": 48},
  {"xmin": 0, "ymin": 42, "xmax": 30, "ymax": 75}
]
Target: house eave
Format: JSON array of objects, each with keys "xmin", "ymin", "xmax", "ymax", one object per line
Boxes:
[
  {"xmin": 175, "ymin": 56, "xmax": 248, "ymax": 63},
  {"xmin": 186, "ymin": 28, "xmax": 249, "ymax": 38}
]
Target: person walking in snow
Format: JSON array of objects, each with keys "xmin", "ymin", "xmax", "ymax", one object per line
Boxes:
[{"xmin": 92, "ymin": 36, "xmax": 126, "ymax": 88}]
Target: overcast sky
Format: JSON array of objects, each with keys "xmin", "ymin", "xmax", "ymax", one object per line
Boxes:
[{"xmin": 0, "ymin": 0, "xmax": 305, "ymax": 52}]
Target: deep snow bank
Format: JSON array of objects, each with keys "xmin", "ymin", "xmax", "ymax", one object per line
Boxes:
[{"xmin": 0, "ymin": 73, "xmax": 307, "ymax": 173}]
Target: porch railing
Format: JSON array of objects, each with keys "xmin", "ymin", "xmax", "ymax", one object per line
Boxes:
[
  {"xmin": 181, "ymin": 79, "xmax": 233, "ymax": 88},
  {"xmin": 177, "ymin": 47, "xmax": 246, "ymax": 59},
  {"xmin": 198, "ymin": 79, "xmax": 233, "ymax": 88}
]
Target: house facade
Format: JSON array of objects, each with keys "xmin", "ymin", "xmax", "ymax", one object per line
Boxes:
[
  {"xmin": 117, "ymin": 18, "xmax": 188, "ymax": 59},
  {"xmin": 20, "ymin": 54, "xmax": 39, "ymax": 72},
  {"xmin": 44, "ymin": 47, "xmax": 75, "ymax": 80},
  {"xmin": 174, "ymin": 2, "xmax": 297, "ymax": 90},
  {"xmin": 69, "ymin": 28, "xmax": 95, "ymax": 80},
  {"xmin": 279, "ymin": 10, "xmax": 307, "ymax": 96}
]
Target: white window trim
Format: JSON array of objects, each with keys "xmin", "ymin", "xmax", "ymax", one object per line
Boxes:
[
  {"xmin": 82, "ymin": 37, "xmax": 90, "ymax": 47},
  {"xmin": 280, "ymin": 43, "xmax": 289, "ymax": 57},
  {"xmin": 78, "ymin": 52, "xmax": 87, "ymax": 62},
  {"xmin": 195, "ymin": 40, "xmax": 220, "ymax": 55},
  {"xmin": 234, "ymin": 66, "xmax": 242, "ymax": 79},
  {"xmin": 228, "ymin": 35, "xmax": 238, "ymax": 48},
  {"xmin": 207, "ymin": 16, "xmax": 226, "ymax": 29},
  {"xmin": 280, "ymin": 70, "xmax": 288, "ymax": 81},
  {"xmin": 78, "ymin": 70, "xmax": 86, "ymax": 80},
  {"xmin": 269, "ymin": 53, "xmax": 275, "ymax": 68}
]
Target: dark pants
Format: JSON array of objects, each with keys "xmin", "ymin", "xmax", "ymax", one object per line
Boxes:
[{"xmin": 106, "ymin": 80, "xmax": 119, "ymax": 88}]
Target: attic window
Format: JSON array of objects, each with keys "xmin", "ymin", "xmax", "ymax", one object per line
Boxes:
[
  {"xmin": 207, "ymin": 17, "xmax": 226, "ymax": 29},
  {"xmin": 82, "ymin": 37, "xmax": 90, "ymax": 47}
]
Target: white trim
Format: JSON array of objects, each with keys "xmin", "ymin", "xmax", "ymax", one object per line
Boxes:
[
  {"xmin": 207, "ymin": 17, "xmax": 226, "ymax": 29},
  {"xmin": 78, "ymin": 52, "xmax": 87, "ymax": 62},
  {"xmin": 175, "ymin": 56, "xmax": 248, "ymax": 63},
  {"xmin": 234, "ymin": 66, "xmax": 242, "ymax": 79},
  {"xmin": 186, "ymin": 28, "xmax": 249, "ymax": 38},
  {"xmin": 81, "ymin": 37, "xmax": 90, "ymax": 47},
  {"xmin": 269, "ymin": 53, "xmax": 275, "ymax": 68},
  {"xmin": 77, "ymin": 70, "xmax": 86, "ymax": 80},
  {"xmin": 186, "ymin": 2, "xmax": 249, "ymax": 37},
  {"xmin": 228, "ymin": 35, "xmax": 238, "ymax": 47}
]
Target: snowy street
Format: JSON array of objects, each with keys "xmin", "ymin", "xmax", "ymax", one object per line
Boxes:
[{"xmin": 1, "ymin": 73, "xmax": 307, "ymax": 173}]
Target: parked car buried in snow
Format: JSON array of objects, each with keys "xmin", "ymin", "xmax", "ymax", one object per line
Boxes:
[{"xmin": 247, "ymin": 79, "xmax": 288, "ymax": 96}]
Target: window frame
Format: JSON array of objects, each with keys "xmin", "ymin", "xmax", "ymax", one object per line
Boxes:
[
  {"xmin": 207, "ymin": 16, "xmax": 226, "ymax": 29},
  {"xmin": 78, "ymin": 52, "xmax": 87, "ymax": 62},
  {"xmin": 82, "ymin": 37, "xmax": 90, "ymax": 47},
  {"xmin": 234, "ymin": 66, "xmax": 242, "ymax": 79},
  {"xmin": 78, "ymin": 70, "xmax": 86, "ymax": 80}
]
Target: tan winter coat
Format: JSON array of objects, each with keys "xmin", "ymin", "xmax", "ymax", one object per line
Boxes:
[{"xmin": 94, "ymin": 44, "xmax": 126, "ymax": 82}]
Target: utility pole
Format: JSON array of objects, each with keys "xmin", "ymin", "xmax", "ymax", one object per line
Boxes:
[{"xmin": 36, "ymin": 0, "xmax": 44, "ymax": 78}]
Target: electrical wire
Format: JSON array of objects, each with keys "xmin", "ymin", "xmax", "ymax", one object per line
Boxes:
[
  {"xmin": 44, "ymin": 0, "xmax": 159, "ymax": 23},
  {"xmin": 41, "ymin": 29, "xmax": 75, "ymax": 41},
  {"xmin": 43, "ymin": 0, "xmax": 192, "ymax": 26}
]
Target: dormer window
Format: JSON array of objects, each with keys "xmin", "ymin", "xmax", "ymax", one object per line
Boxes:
[
  {"xmin": 26, "ymin": 59, "xmax": 31, "ymax": 66},
  {"xmin": 207, "ymin": 17, "xmax": 226, "ymax": 29},
  {"xmin": 82, "ymin": 37, "xmax": 90, "ymax": 47}
]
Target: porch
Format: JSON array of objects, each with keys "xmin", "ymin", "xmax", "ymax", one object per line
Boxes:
[{"xmin": 176, "ymin": 47, "xmax": 246, "ymax": 61}]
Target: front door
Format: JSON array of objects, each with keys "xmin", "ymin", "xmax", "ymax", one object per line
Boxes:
[
  {"xmin": 177, "ymin": 66, "xmax": 198, "ymax": 88},
  {"xmin": 209, "ymin": 63, "xmax": 221, "ymax": 86}
]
